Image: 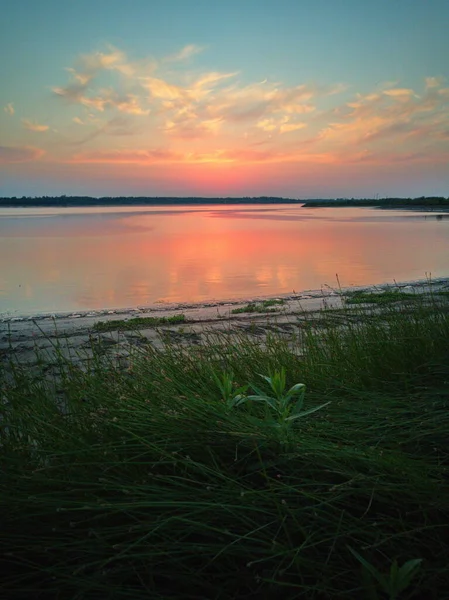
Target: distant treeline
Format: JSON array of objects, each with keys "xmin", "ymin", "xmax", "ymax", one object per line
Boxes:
[
  {"xmin": 302, "ymin": 197, "xmax": 449, "ymax": 207},
  {"xmin": 0, "ymin": 196, "xmax": 302, "ymax": 207},
  {"xmin": 1, "ymin": 195, "xmax": 448, "ymax": 208}
]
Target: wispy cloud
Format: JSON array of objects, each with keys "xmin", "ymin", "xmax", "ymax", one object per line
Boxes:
[
  {"xmin": 70, "ymin": 147, "xmax": 337, "ymax": 165},
  {"xmin": 72, "ymin": 148, "xmax": 183, "ymax": 164},
  {"xmin": 383, "ymin": 88, "xmax": 417, "ymax": 100},
  {"xmin": 3, "ymin": 103, "xmax": 14, "ymax": 116},
  {"xmin": 70, "ymin": 144, "xmax": 449, "ymax": 167},
  {"xmin": 22, "ymin": 119, "xmax": 49, "ymax": 132},
  {"xmin": 425, "ymin": 76, "xmax": 445, "ymax": 89},
  {"xmin": 54, "ymin": 84, "xmax": 150, "ymax": 115},
  {"xmin": 164, "ymin": 116, "xmax": 224, "ymax": 139},
  {"xmin": 141, "ymin": 77, "xmax": 185, "ymax": 100},
  {"xmin": 52, "ymin": 45, "xmax": 154, "ymax": 117},
  {"xmin": 114, "ymin": 94, "xmax": 150, "ymax": 115},
  {"xmin": 164, "ymin": 44, "xmax": 204, "ymax": 62},
  {"xmin": 317, "ymin": 79, "xmax": 449, "ymax": 151},
  {"xmin": 141, "ymin": 71, "xmax": 238, "ymax": 102},
  {"xmin": 70, "ymin": 116, "xmax": 140, "ymax": 145},
  {"xmin": 202, "ymin": 80, "xmax": 318, "ymax": 126},
  {"xmin": 65, "ymin": 68, "xmax": 93, "ymax": 86},
  {"xmin": 44, "ymin": 45, "xmax": 449, "ymax": 169},
  {"xmin": 280, "ymin": 122, "xmax": 307, "ymax": 134},
  {"xmin": 257, "ymin": 116, "xmax": 306, "ymax": 134},
  {"xmin": 52, "ymin": 45, "xmax": 341, "ymax": 144},
  {"xmin": 78, "ymin": 47, "xmax": 136, "ymax": 77},
  {"xmin": 0, "ymin": 145, "xmax": 44, "ymax": 163}
]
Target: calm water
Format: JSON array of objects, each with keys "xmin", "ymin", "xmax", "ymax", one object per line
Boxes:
[{"xmin": 1, "ymin": 204, "xmax": 448, "ymax": 315}]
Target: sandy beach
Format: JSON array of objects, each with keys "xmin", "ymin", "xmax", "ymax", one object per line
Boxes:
[{"xmin": 1, "ymin": 276, "xmax": 449, "ymax": 375}]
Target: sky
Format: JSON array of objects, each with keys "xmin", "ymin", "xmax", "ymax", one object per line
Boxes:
[{"xmin": 1, "ymin": 0, "xmax": 448, "ymax": 198}]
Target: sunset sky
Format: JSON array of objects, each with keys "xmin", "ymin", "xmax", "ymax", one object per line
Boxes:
[{"xmin": 1, "ymin": 0, "xmax": 448, "ymax": 198}]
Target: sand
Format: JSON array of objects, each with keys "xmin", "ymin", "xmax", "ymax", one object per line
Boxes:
[{"xmin": 1, "ymin": 277, "xmax": 449, "ymax": 375}]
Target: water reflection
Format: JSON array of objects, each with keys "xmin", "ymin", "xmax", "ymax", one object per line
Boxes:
[{"xmin": 0, "ymin": 205, "xmax": 448, "ymax": 314}]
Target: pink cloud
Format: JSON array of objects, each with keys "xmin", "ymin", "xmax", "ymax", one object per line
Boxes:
[
  {"xmin": 70, "ymin": 146, "xmax": 338, "ymax": 166},
  {"xmin": 0, "ymin": 146, "xmax": 44, "ymax": 163},
  {"xmin": 22, "ymin": 119, "xmax": 49, "ymax": 132}
]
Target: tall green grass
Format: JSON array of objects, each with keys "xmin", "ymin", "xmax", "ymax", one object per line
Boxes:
[{"xmin": 1, "ymin": 292, "xmax": 449, "ymax": 599}]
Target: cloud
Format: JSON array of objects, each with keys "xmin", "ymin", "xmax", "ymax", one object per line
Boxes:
[
  {"xmin": 22, "ymin": 119, "xmax": 49, "ymax": 132},
  {"xmin": 345, "ymin": 149, "xmax": 449, "ymax": 165},
  {"xmin": 425, "ymin": 76, "xmax": 445, "ymax": 89},
  {"xmin": 3, "ymin": 103, "xmax": 14, "ymax": 116},
  {"xmin": 280, "ymin": 122, "xmax": 307, "ymax": 134},
  {"xmin": 70, "ymin": 116, "xmax": 140, "ymax": 145},
  {"xmin": 54, "ymin": 84, "xmax": 150, "ymax": 115},
  {"xmin": 317, "ymin": 78, "xmax": 449, "ymax": 150},
  {"xmin": 53, "ymin": 46, "xmax": 152, "ymax": 114},
  {"xmin": 53, "ymin": 82, "xmax": 89, "ymax": 104},
  {"xmin": 202, "ymin": 81, "xmax": 318, "ymax": 126},
  {"xmin": 164, "ymin": 116, "xmax": 223, "ymax": 139},
  {"xmin": 65, "ymin": 68, "xmax": 93, "ymax": 86},
  {"xmin": 282, "ymin": 103, "xmax": 315, "ymax": 114},
  {"xmin": 195, "ymin": 72, "xmax": 237, "ymax": 88},
  {"xmin": 72, "ymin": 148, "xmax": 183, "ymax": 164},
  {"xmin": 114, "ymin": 94, "xmax": 150, "ymax": 115},
  {"xmin": 71, "ymin": 148, "xmax": 236, "ymax": 165},
  {"xmin": 164, "ymin": 44, "xmax": 204, "ymax": 62},
  {"xmin": 139, "ymin": 71, "xmax": 242, "ymax": 138},
  {"xmin": 70, "ymin": 143, "xmax": 449, "ymax": 168},
  {"xmin": 141, "ymin": 71, "xmax": 238, "ymax": 103},
  {"xmin": 70, "ymin": 146, "xmax": 338, "ymax": 166},
  {"xmin": 256, "ymin": 115, "xmax": 306, "ymax": 134},
  {"xmin": 48, "ymin": 45, "xmax": 449, "ymax": 171},
  {"xmin": 187, "ymin": 71, "xmax": 240, "ymax": 102},
  {"xmin": 142, "ymin": 77, "xmax": 184, "ymax": 100},
  {"xmin": 78, "ymin": 47, "xmax": 135, "ymax": 76},
  {"xmin": 0, "ymin": 145, "xmax": 44, "ymax": 163},
  {"xmin": 257, "ymin": 119, "xmax": 278, "ymax": 132},
  {"xmin": 383, "ymin": 88, "xmax": 417, "ymax": 100},
  {"xmin": 54, "ymin": 44, "xmax": 346, "ymax": 145}
]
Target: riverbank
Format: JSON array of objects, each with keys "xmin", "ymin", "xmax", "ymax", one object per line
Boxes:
[
  {"xmin": 302, "ymin": 197, "xmax": 449, "ymax": 208},
  {"xmin": 2, "ymin": 277, "xmax": 449, "ymax": 373},
  {"xmin": 2, "ymin": 282, "xmax": 449, "ymax": 598}
]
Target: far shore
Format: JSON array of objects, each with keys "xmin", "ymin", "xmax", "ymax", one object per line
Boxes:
[
  {"xmin": 1, "ymin": 195, "xmax": 448, "ymax": 208},
  {"xmin": 2, "ymin": 276, "xmax": 449, "ymax": 374}
]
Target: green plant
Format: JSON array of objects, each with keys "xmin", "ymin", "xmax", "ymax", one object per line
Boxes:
[
  {"xmin": 344, "ymin": 290, "xmax": 417, "ymax": 305},
  {"xmin": 348, "ymin": 546, "xmax": 422, "ymax": 599},
  {"xmin": 231, "ymin": 299, "xmax": 285, "ymax": 314},
  {"xmin": 93, "ymin": 313, "xmax": 187, "ymax": 332},
  {"xmin": 224, "ymin": 367, "xmax": 330, "ymax": 430},
  {"xmin": 2, "ymin": 288, "xmax": 449, "ymax": 599},
  {"xmin": 213, "ymin": 371, "xmax": 249, "ymax": 405}
]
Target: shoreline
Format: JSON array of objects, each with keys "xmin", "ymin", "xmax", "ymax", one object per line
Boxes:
[
  {"xmin": 2, "ymin": 276, "xmax": 449, "ymax": 374},
  {"xmin": 1, "ymin": 274, "xmax": 449, "ymax": 323}
]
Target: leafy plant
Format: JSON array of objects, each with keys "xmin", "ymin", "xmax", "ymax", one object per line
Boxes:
[
  {"xmin": 213, "ymin": 371, "xmax": 249, "ymax": 405},
  {"xmin": 222, "ymin": 367, "xmax": 330, "ymax": 429},
  {"xmin": 348, "ymin": 546, "xmax": 422, "ymax": 599}
]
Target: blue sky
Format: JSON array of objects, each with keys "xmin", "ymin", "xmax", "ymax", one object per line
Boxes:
[{"xmin": 1, "ymin": 0, "xmax": 448, "ymax": 197}]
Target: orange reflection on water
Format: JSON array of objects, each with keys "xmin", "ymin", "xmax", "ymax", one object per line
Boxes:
[{"xmin": 1, "ymin": 205, "xmax": 448, "ymax": 314}]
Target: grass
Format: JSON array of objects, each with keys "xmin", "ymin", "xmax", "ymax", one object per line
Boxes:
[
  {"xmin": 1, "ymin": 291, "xmax": 449, "ymax": 599},
  {"xmin": 231, "ymin": 299, "xmax": 286, "ymax": 314},
  {"xmin": 343, "ymin": 289, "xmax": 418, "ymax": 305},
  {"xmin": 92, "ymin": 313, "xmax": 187, "ymax": 332}
]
